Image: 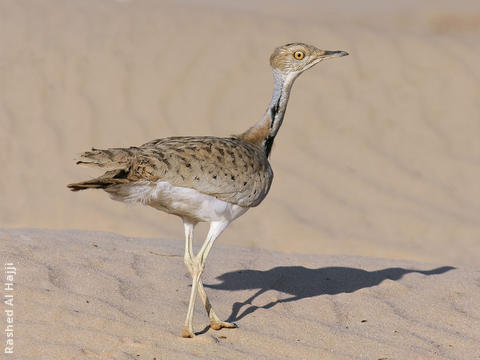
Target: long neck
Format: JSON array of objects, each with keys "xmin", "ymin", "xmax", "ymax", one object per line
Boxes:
[{"xmin": 240, "ymin": 69, "xmax": 298, "ymax": 157}]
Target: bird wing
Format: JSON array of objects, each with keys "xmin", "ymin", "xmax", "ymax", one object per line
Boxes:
[{"xmin": 73, "ymin": 136, "xmax": 273, "ymax": 207}]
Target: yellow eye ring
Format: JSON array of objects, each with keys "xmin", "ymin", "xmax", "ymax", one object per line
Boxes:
[{"xmin": 294, "ymin": 51, "xmax": 305, "ymax": 60}]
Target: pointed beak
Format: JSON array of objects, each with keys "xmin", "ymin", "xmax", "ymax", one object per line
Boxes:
[{"xmin": 318, "ymin": 49, "xmax": 349, "ymax": 60}]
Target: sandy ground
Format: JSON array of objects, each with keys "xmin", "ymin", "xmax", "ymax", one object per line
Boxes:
[
  {"xmin": 1, "ymin": 228, "xmax": 479, "ymax": 360},
  {"xmin": 0, "ymin": 0, "xmax": 479, "ymax": 266}
]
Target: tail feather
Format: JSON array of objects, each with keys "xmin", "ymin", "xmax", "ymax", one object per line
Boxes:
[
  {"xmin": 68, "ymin": 147, "xmax": 138, "ymax": 191},
  {"xmin": 76, "ymin": 147, "xmax": 138, "ymax": 170},
  {"xmin": 67, "ymin": 169, "xmax": 130, "ymax": 192}
]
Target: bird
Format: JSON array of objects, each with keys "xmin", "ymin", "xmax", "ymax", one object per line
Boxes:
[{"xmin": 67, "ymin": 43, "xmax": 348, "ymax": 338}]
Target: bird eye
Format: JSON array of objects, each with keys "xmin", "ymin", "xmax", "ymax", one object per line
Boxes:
[{"xmin": 294, "ymin": 51, "xmax": 305, "ymax": 60}]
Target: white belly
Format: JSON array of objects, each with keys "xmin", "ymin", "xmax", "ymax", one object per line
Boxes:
[{"xmin": 106, "ymin": 181, "xmax": 248, "ymax": 223}]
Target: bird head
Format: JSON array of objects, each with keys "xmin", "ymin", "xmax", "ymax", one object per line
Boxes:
[{"xmin": 270, "ymin": 43, "xmax": 348, "ymax": 76}]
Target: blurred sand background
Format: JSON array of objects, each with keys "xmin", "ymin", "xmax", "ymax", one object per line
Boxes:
[
  {"xmin": 1, "ymin": 0, "xmax": 480, "ymax": 266},
  {"xmin": 2, "ymin": 1, "xmax": 480, "ymax": 359}
]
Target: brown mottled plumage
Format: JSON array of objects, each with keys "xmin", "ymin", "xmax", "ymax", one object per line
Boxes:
[
  {"xmin": 68, "ymin": 43, "xmax": 348, "ymax": 338},
  {"xmin": 69, "ymin": 136, "xmax": 272, "ymax": 207}
]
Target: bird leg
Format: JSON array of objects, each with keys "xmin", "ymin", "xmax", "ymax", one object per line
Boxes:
[
  {"xmin": 182, "ymin": 221, "xmax": 197, "ymax": 338},
  {"xmin": 182, "ymin": 269, "xmax": 200, "ymax": 338},
  {"xmin": 196, "ymin": 278, "xmax": 237, "ymax": 330},
  {"xmin": 182, "ymin": 221, "xmax": 235, "ymax": 338}
]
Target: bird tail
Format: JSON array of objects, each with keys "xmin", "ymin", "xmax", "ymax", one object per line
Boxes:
[
  {"xmin": 75, "ymin": 147, "xmax": 138, "ymax": 170},
  {"xmin": 68, "ymin": 147, "xmax": 138, "ymax": 192},
  {"xmin": 67, "ymin": 169, "xmax": 130, "ymax": 192}
]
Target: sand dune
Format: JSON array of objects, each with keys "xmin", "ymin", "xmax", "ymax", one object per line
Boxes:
[
  {"xmin": 1, "ymin": 0, "xmax": 480, "ymax": 266},
  {"xmin": 1, "ymin": 228, "xmax": 478, "ymax": 359}
]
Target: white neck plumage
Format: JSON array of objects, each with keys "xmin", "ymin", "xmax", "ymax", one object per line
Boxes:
[
  {"xmin": 239, "ymin": 68, "xmax": 301, "ymax": 157},
  {"xmin": 262, "ymin": 69, "xmax": 299, "ymax": 156}
]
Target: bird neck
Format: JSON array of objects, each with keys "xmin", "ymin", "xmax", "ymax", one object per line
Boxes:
[{"xmin": 240, "ymin": 69, "xmax": 298, "ymax": 157}]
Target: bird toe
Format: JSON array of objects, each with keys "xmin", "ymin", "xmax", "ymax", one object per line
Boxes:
[
  {"xmin": 181, "ymin": 327, "xmax": 195, "ymax": 338},
  {"xmin": 210, "ymin": 320, "xmax": 238, "ymax": 330}
]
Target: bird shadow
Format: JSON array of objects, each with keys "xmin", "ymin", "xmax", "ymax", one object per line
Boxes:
[{"xmin": 204, "ymin": 265, "xmax": 455, "ymax": 323}]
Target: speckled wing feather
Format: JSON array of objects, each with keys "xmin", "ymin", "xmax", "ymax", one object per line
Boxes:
[{"xmin": 69, "ymin": 136, "xmax": 273, "ymax": 208}]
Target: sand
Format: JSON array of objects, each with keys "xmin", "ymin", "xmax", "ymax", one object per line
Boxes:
[
  {"xmin": 1, "ymin": 228, "xmax": 479, "ymax": 359},
  {"xmin": 0, "ymin": 0, "xmax": 479, "ymax": 266}
]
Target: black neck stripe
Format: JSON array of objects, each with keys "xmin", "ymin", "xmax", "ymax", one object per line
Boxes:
[
  {"xmin": 270, "ymin": 97, "xmax": 280, "ymax": 129},
  {"xmin": 264, "ymin": 135, "xmax": 275, "ymax": 157}
]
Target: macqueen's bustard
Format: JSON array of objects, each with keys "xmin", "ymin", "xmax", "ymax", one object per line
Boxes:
[{"xmin": 68, "ymin": 43, "xmax": 348, "ymax": 338}]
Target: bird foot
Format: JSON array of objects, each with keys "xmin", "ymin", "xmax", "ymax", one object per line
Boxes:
[
  {"xmin": 181, "ymin": 327, "xmax": 195, "ymax": 338},
  {"xmin": 210, "ymin": 320, "xmax": 237, "ymax": 330}
]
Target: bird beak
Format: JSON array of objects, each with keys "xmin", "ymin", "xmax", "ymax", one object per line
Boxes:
[
  {"xmin": 318, "ymin": 50, "xmax": 349, "ymax": 60},
  {"xmin": 301, "ymin": 48, "xmax": 349, "ymax": 72}
]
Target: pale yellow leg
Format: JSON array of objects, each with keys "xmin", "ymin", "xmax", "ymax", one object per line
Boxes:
[
  {"xmin": 181, "ymin": 221, "xmax": 235, "ymax": 338},
  {"xmin": 182, "ymin": 221, "xmax": 197, "ymax": 338}
]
